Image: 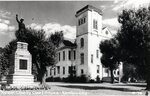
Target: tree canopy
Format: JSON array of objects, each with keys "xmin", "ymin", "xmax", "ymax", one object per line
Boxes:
[
  {"xmin": 100, "ymin": 38, "xmax": 120, "ymax": 83},
  {"xmin": 116, "ymin": 6, "xmax": 150, "ymax": 89},
  {"xmin": 0, "ymin": 28, "xmax": 64, "ymax": 84}
]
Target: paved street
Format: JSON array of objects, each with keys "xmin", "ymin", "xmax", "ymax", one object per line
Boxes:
[{"xmin": 0, "ymin": 82, "xmax": 148, "ymax": 96}]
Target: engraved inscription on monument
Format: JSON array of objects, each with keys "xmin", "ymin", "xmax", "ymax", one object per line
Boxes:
[{"xmin": 19, "ymin": 59, "xmax": 27, "ymax": 70}]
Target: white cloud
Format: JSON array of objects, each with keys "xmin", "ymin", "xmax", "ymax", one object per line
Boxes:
[
  {"xmin": 100, "ymin": 5, "xmax": 107, "ymax": 11},
  {"xmin": 110, "ymin": 29, "xmax": 118, "ymax": 35},
  {"xmin": 0, "ymin": 19, "xmax": 10, "ymax": 24},
  {"xmin": 28, "ymin": 22, "xmax": 76, "ymax": 39},
  {"xmin": 8, "ymin": 26, "xmax": 15, "ymax": 32},
  {"xmin": 0, "ymin": 22, "xmax": 15, "ymax": 35},
  {"xmin": 114, "ymin": 0, "xmax": 120, "ymax": 4},
  {"xmin": 0, "ymin": 10, "xmax": 11, "ymax": 19},
  {"xmin": 42, "ymin": 23, "xmax": 62, "ymax": 34},
  {"xmin": 0, "ymin": 23, "xmax": 8, "ymax": 34},
  {"xmin": 112, "ymin": 0, "xmax": 150, "ymax": 11},
  {"xmin": 28, "ymin": 23, "xmax": 42, "ymax": 30},
  {"xmin": 103, "ymin": 18, "xmax": 120, "ymax": 35},
  {"xmin": 103, "ymin": 18, "xmax": 120, "ymax": 29},
  {"xmin": 61, "ymin": 25, "xmax": 76, "ymax": 39}
]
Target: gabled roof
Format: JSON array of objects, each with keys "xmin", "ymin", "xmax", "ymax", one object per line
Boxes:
[
  {"xmin": 57, "ymin": 40, "xmax": 77, "ymax": 51},
  {"xmin": 63, "ymin": 40, "xmax": 76, "ymax": 47},
  {"xmin": 102, "ymin": 27, "xmax": 113, "ymax": 37},
  {"xmin": 75, "ymin": 5, "xmax": 103, "ymax": 17}
]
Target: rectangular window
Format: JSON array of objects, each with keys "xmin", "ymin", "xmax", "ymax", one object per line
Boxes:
[
  {"xmin": 91, "ymin": 54, "xmax": 93, "ymax": 63},
  {"xmin": 63, "ymin": 67, "xmax": 65, "ymax": 75},
  {"xmin": 97, "ymin": 65, "xmax": 100, "ymax": 73},
  {"xmin": 68, "ymin": 66, "xmax": 71, "ymax": 74},
  {"xmin": 68, "ymin": 50, "xmax": 71, "ymax": 60},
  {"xmin": 93, "ymin": 19, "xmax": 98, "ymax": 29},
  {"xmin": 63, "ymin": 51, "xmax": 65, "ymax": 61},
  {"xmin": 81, "ymin": 53, "xmax": 84, "ymax": 64},
  {"xmin": 105, "ymin": 68, "xmax": 109, "ymax": 73},
  {"xmin": 78, "ymin": 19, "xmax": 80, "ymax": 26},
  {"xmin": 93, "ymin": 20, "xmax": 95, "ymax": 29},
  {"xmin": 83, "ymin": 17, "xmax": 86, "ymax": 23},
  {"xmin": 95, "ymin": 20, "xmax": 98, "ymax": 29},
  {"xmin": 54, "ymin": 68, "xmax": 56, "ymax": 75},
  {"xmin": 96, "ymin": 50, "xmax": 99, "ymax": 58},
  {"xmin": 58, "ymin": 52, "xmax": 60, "ymax": 61},
  {"xmin": 74, "ymin": 50, "xmax": 76, "ymax": 60},
  {"xmin": 50, "ymin": 69, "xmax": 52, "ymax": 75},
  {"xmin": 57, "ymin": 66, "xmax": 60, "ymax": 74},
  {"xmin": 78, "ymin": 17, "xmax": 86, "ymax": 26},
  {"xmin": 19, "ymin": 59, "xmax": 27, "ymax": 70},
  {"xmin": 81, "ymin": 19, "xmax": 83, "ymax": 24},
  {"xmin": 81, "ymin": 69, "xmax": 84, "ymax": 74}
]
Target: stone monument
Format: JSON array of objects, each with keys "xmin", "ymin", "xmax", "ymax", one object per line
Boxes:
[
  {"xmin": 7, "ymin": 15, "xmax": 39, "ymax": 88},
  {"xmin": 8, "ymin": 42, "xmax": 35, "ymax": 87}
]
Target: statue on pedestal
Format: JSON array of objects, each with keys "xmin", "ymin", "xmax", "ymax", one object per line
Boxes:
[{"xmin": 16, "ymin": 14, "xmax": 25, "ymax": 32}]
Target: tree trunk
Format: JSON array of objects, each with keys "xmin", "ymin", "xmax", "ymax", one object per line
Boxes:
[
  {"xmin": 145, "ymin": 58, "xmax": 150, "ymax": 90},
  {"xmin": 145, "ymin": 43, "xmax": 150, "ymax": 90},
  {"xmin": 42, "ymin": 72, "xmax": 46, "ymax": 84},
  {"xmin": 37, "ymin": 70, "xmax": 45, "ymax": 84},
  {"xmin": 37, "ymin": 70, "xmax": 42, "ymax": 83},
  {"xmin": 110, "ymin": 69, "xmax": 114, "ymax": 84},
  {"xmin": 146, "ymin": 77, "xmax": 150, "ymax": 90},
  {"xmin": 36, "ymin": 67, "xmax": 47, "ymax": 85}
]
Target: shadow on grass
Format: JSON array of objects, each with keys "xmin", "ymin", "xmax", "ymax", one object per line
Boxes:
[
  {"xmin": 58, "ymin": 85, "xmax": 142, "ymax": 92},
  {"xmin": 113, "ymin": 84, "xmax": 146, "ymax": 87}
]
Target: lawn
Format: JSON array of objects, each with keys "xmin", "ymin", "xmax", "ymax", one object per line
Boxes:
[{"xmin": 0, "ymin": 82, "xmax": 148, "ymax": 96}]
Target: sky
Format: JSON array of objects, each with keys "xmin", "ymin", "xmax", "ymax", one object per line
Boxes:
[{"xmin": 0, "ymin": 0, "xmax": 150, "ymax": 48}]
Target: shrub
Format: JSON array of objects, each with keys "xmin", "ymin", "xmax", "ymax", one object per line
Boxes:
[
  {"xmin": 89, "ymin": 79, "xmax": 95, "ymax": 83},
  {"xmin": 46, "ymin": 77, "xmax": 54, "ymax": 82},
  {"xmin": 77, "ymin": 75, "xmax": 88, "ymax": 83},
  {"xmin": 54, "ymin": 77, "xmax": 61, "ymax": 82},
  {"xmin": 96, "ymin": 75, "xmax": 101, "ymax": 83},
  {"xmin": 62, "ymin": 77, "xmax": 68, "ymax": 82}
]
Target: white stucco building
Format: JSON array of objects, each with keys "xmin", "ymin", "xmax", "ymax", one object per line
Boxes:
[{"xmin": 46, "ymin": 5, "xmax": 122, "ymax": 82}]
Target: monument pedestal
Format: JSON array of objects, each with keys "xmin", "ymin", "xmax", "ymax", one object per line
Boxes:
[
  {"xmin": 8, "ymin": 42, "xmax": 39, "ymax": 87},
  {"xmin": 12, "ymin": 75, "xmax": 34, "ymax": 85}
]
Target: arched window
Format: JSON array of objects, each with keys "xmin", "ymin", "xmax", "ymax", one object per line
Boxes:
[{"xmin": 80, "ymin": 38, "xmax": 84, "ymax": 48}]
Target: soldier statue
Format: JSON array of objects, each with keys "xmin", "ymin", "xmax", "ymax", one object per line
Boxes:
[{"xmin": 16, "ymin": 14, "xmax": 25, "ymax": 32}]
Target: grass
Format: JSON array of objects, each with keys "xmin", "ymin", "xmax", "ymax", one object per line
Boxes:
[{"xmin": 0, "ymin": 82, "xmax": 148, "ymax": 96}]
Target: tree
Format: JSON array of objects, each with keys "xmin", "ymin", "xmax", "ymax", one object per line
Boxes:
[
  {"xmin": 100, "ymin": 38, "xmax": 120, "ymax": 83},
  {"xmin": 0, "ymin": 39, "xmax": 17, "ymax": 77},
  {"xmin": 49, "ymin": 31, "xmax": 64, "ymax": 47},
  {"xmin": 0, "ymin": 28, "xmax": 61, "ymax": 84},
  {"xmin": 116, "ymin": 7, "xmax": 150, "ymax": 89},
  {"xmin": 16, "ymin": 28, "xmax": 57, "ymax": 84}
]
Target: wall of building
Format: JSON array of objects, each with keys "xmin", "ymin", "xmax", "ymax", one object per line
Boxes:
[
  {"xmin": 46, "ymin": 5, "xmax": 123, "ymax": 82},
  {"xmin": 76, "ymin": 8, "xmax": 111, "ymax": 80},
  {"xmin": 76, "ymin": 34, "xmax": 89, "ymax": 77},
  {"xmin": 76, "ymin": 11, "xmax": 88, "ymax": 37},
  {"xmin": 47, "ymin": 48, "xmax": 76, "ymax": 79}
]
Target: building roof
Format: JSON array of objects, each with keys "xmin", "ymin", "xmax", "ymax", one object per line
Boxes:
[
  {"xmin": 102, "ymin": 27, "xmax": 113, "ymax": 37},
  {"xmin": 102, "ymin": 27, "xmax": 107, "ymax": 30},
  {"xmin": 63, "ymin": 40, "xmax": 76, "ymax": 47},
  {"xmin": 56, "ymin": 40, "xmax": 77, "ymax": 51},
  {"xmin": 75, "ymin": 5, "xmax": 103, "ymax": 17}
]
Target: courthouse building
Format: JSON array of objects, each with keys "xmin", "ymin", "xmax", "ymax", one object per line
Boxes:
[{"xmin": 46, "ymin": 5, "xmax": 122, "ymax": 81}]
